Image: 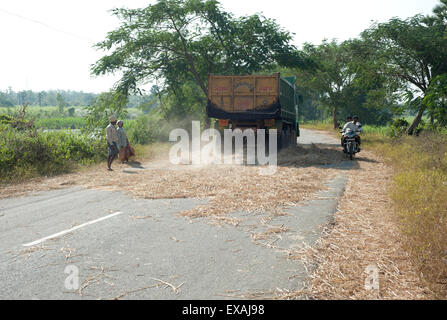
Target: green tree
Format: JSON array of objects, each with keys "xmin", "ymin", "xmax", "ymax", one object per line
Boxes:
[
  {"xmin": 361, "ymin": 9, "xmax": 447, "ymax": 134},
  {"xmin": 91, "ymin": 0, "xmax": 306, "ymax": 124},
  {"xmin": 424, "ymin": 74, "xmax": 447, "ymax": 126},
  {"xmin": 38, "ymin": 91, "xmax": 46, "ymax": 107},
  {"xmin": 67, "ymin": 107, "xmax": 76, "ymax": 117},
  {"xmin": 56, "ymin": 93, "xmax": 67, "ymax": 115},
  {"xmin": 85, "ymin": 91, "xmax": 128, "ymax": 133},
  {"xmin": 280, "ymin": 38, "xmax": 395, "ymax": 126},
  {"xmin": 422, "ymin": 0, "xmax": 447, "ymax": 127},
  {"xmin": 298, "ymin": 40, "xmax": 357, "ymax": 128},
  {"xmin": 0, "ymin": 91, "xmax": 14, "ymax": 107},
  {"xmin": 18, "ymin": 91, "xmax": 27, "ymax": 106}
]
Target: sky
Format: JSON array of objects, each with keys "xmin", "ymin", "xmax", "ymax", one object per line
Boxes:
[{"xmin": 0, "ymin": 0, "xmax": 441, "ymax": 93}]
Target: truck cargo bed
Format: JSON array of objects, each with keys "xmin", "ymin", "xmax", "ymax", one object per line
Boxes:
[
  {"xmin": 207, "ymin": 73, "xmax": 296, "ymax": 121},
  {"xmin": 207, "ymin": 73, "xmax": 300, "ymax": 147}
]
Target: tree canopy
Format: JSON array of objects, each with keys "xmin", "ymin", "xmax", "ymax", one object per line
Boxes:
[
  {"xmin": 91, "ymin": 0, "xmax": 308, "ymax": 120},
  {"xmin": 88, "ymin": 0, "xmax": 447, "ymax": 133},
  {"xmin": 360, "ymin": 1, "xmax": 447, "ymax": 132}
]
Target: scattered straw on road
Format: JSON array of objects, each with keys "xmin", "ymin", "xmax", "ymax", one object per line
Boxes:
[
  {"xmin": 0, "ymin": 144, "xmax": 345, "ymax": 219},
  {"xmin": 284, "ymin": 150, "xmax": 434, "ymax": 300}
]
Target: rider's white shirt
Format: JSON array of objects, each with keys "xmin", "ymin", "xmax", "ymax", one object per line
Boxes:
[
  {"xmin": 342, "ymin": 121, "xmax": 356, "ymax": 133},
  {"xmin": 353, "ymin": 121, "xmax": 363, "ymax": 133},
  {"xmin": 342, "ymin": 121, "xmax": 362, "ymax": 134}
]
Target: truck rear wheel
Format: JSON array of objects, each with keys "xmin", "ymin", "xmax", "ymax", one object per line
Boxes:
[
  {"xmin": 280, "ymin": 130, "xmax": 288, "ymax": 149},
  {"xmin": 284, "ymin": 128, "xmax": 290, "ymax": 148},
  {"xmin": 277, "ymin": 129, "xmax": 285, "ymax": 151},
  {"xmin": 291, "ymin": 129, "xmax": 297, "ymax": 146}
]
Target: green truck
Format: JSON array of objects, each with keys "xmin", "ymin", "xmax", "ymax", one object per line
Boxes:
[{"xmin": 207, "ymin": 73, "xmax": 300, "ymax": 148}]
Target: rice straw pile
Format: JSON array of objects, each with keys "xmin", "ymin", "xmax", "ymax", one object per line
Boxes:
[{"xmin": 0, "ymin": 145, "xmax": 346, "ymax": 219}]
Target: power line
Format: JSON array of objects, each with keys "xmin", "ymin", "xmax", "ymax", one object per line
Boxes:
[{"xmin": 0, "ymin": 7, "xmax": 94, "ymax": 43}]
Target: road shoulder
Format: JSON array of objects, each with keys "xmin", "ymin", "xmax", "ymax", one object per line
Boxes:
[{"xmin": 286, "ymin": 149, "xmax": 435, "ymax": 299}]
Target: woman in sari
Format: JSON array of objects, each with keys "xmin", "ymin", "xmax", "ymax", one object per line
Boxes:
[{"xmin": 117, "ymin": 120, "xmax": 130, "ymax": 163}]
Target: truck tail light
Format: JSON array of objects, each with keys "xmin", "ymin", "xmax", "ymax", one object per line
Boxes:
[{"xmin": 218, "ymin": 119, "xmax": 229, "ymax": 127}]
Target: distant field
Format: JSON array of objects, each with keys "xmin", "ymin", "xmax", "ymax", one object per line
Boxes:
[
  {"xmin": 0, "ymin": 105, "xmax": 88, "ymax": 117},
  {"xmin": 0, "ymin": 105, "xmax": 144, "ymax": 129},
  {"xmin": 0, "ymin": 105, "xmax": 143, "ymax": 117},
  {"xmin": 35, "ymin": 117, "xmax": 87, "ymax": 129}
]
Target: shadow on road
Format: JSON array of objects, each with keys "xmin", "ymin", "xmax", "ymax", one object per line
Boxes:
[
  {"xmin": 276, "ymin": 143, "xmax": 361, "ymax": 170},
  {"xmin": 355, "ymin": 156, "xmax": 380, "ymax": 164},
  {"xmin": 127, "ymin": 161, "xmax": 145, "ymax": 169}
]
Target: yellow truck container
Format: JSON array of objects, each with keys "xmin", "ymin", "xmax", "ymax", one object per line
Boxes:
[{"xmin": 207, "ymin": 73, "xmax": 299, "ymax": 147}]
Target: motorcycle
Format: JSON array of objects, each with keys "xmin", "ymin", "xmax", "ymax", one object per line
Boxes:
[{"xmin": 341, "ymin": 129, "xmax": 360, "ymax": 160}]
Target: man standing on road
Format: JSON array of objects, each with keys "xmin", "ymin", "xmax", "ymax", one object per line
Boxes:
[{"xmin": 106, "ymin": 115, "xmax": 119, "ymax": 171}]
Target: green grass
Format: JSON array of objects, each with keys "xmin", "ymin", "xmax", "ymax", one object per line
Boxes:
[
  {"xmin": 0, "ymin": 105, "xmax": 146, "ymax": 130},
  {"xmin": 362, "ymin": 125, "xmax": 391, "ymax": 135},
  {"xmin": 0, "ymin": 105, "xmax": 144, "ymax": 118},
  {"xmin": 0, "ymin": 105, "xmax": 87, "ymax": 116},
  {"xmin": 300, "ymin": 119, "xmax": 334, "ymax": 131},
  {"xmin": 35, "ymin": 117, "xmax": 87, "ymax": 129}
]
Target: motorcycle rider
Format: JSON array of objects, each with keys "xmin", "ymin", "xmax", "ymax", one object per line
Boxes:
[
  {"xmin": 341, "ymin": 115, "xmax": 362, "ymax": 153},
  {"xmin": 340, "ymin": 115, "xmax": 353, "ymax": 151},
  {"xmin": 352, "ymin": 115, "xmax": 362, "ymax": 152}
]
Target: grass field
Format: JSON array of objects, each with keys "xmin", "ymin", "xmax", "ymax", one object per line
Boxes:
[
  {"xmin": 0, "ymin": 105, "xmax": 87, "ymax": 116},
  {"xmin": 35, "ymin": 117, "xmax": 87, "ymax": 129},
  {"xmin": 0, "ymin": 105, "xmax": 145, "ymax": 130}
]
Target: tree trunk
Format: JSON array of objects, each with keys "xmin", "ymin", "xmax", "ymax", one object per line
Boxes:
[
  {"xmin": 333, "ymin": 107, "xmax": 338, "ymax": 129},
  {"xmin": 406, "ymin": 107, "xmax": 425, "ymax": 135}
]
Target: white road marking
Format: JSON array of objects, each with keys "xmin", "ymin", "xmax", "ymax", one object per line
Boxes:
[{"xmin": 22, "ymin": 211, "xmax": 123, "ymax": 247}]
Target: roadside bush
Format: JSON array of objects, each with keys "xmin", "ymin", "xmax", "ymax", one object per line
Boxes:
[
  {"xmin": 389, "ymin": 118, "xmax": 427, "ymax": 137},
  {"xmin": 389, "ymin": 118, "xmax": 409, "ymax": 137},
  {"xmin": 0, "ymin": 126, "xmax": 106, "ymax": 180},
  {"xmin": 125, "ymin": 110, "xmax": 182, "ymax": 145},
  {"xmin": 0, "ymin": 113, "xmax": 34, "ymax": 131},
  {"xmin": 127, "ymin": 115, "xmax": 153, "ymax": 145}
]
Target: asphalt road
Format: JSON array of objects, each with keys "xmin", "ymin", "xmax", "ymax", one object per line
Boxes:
[
  {"xmin": 298, "ymin": 128, "xmax": 341, "ymax": 146},
  {"xmin": 0, "ymin": 129, "xmax": 350, "ymax": 300}
]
